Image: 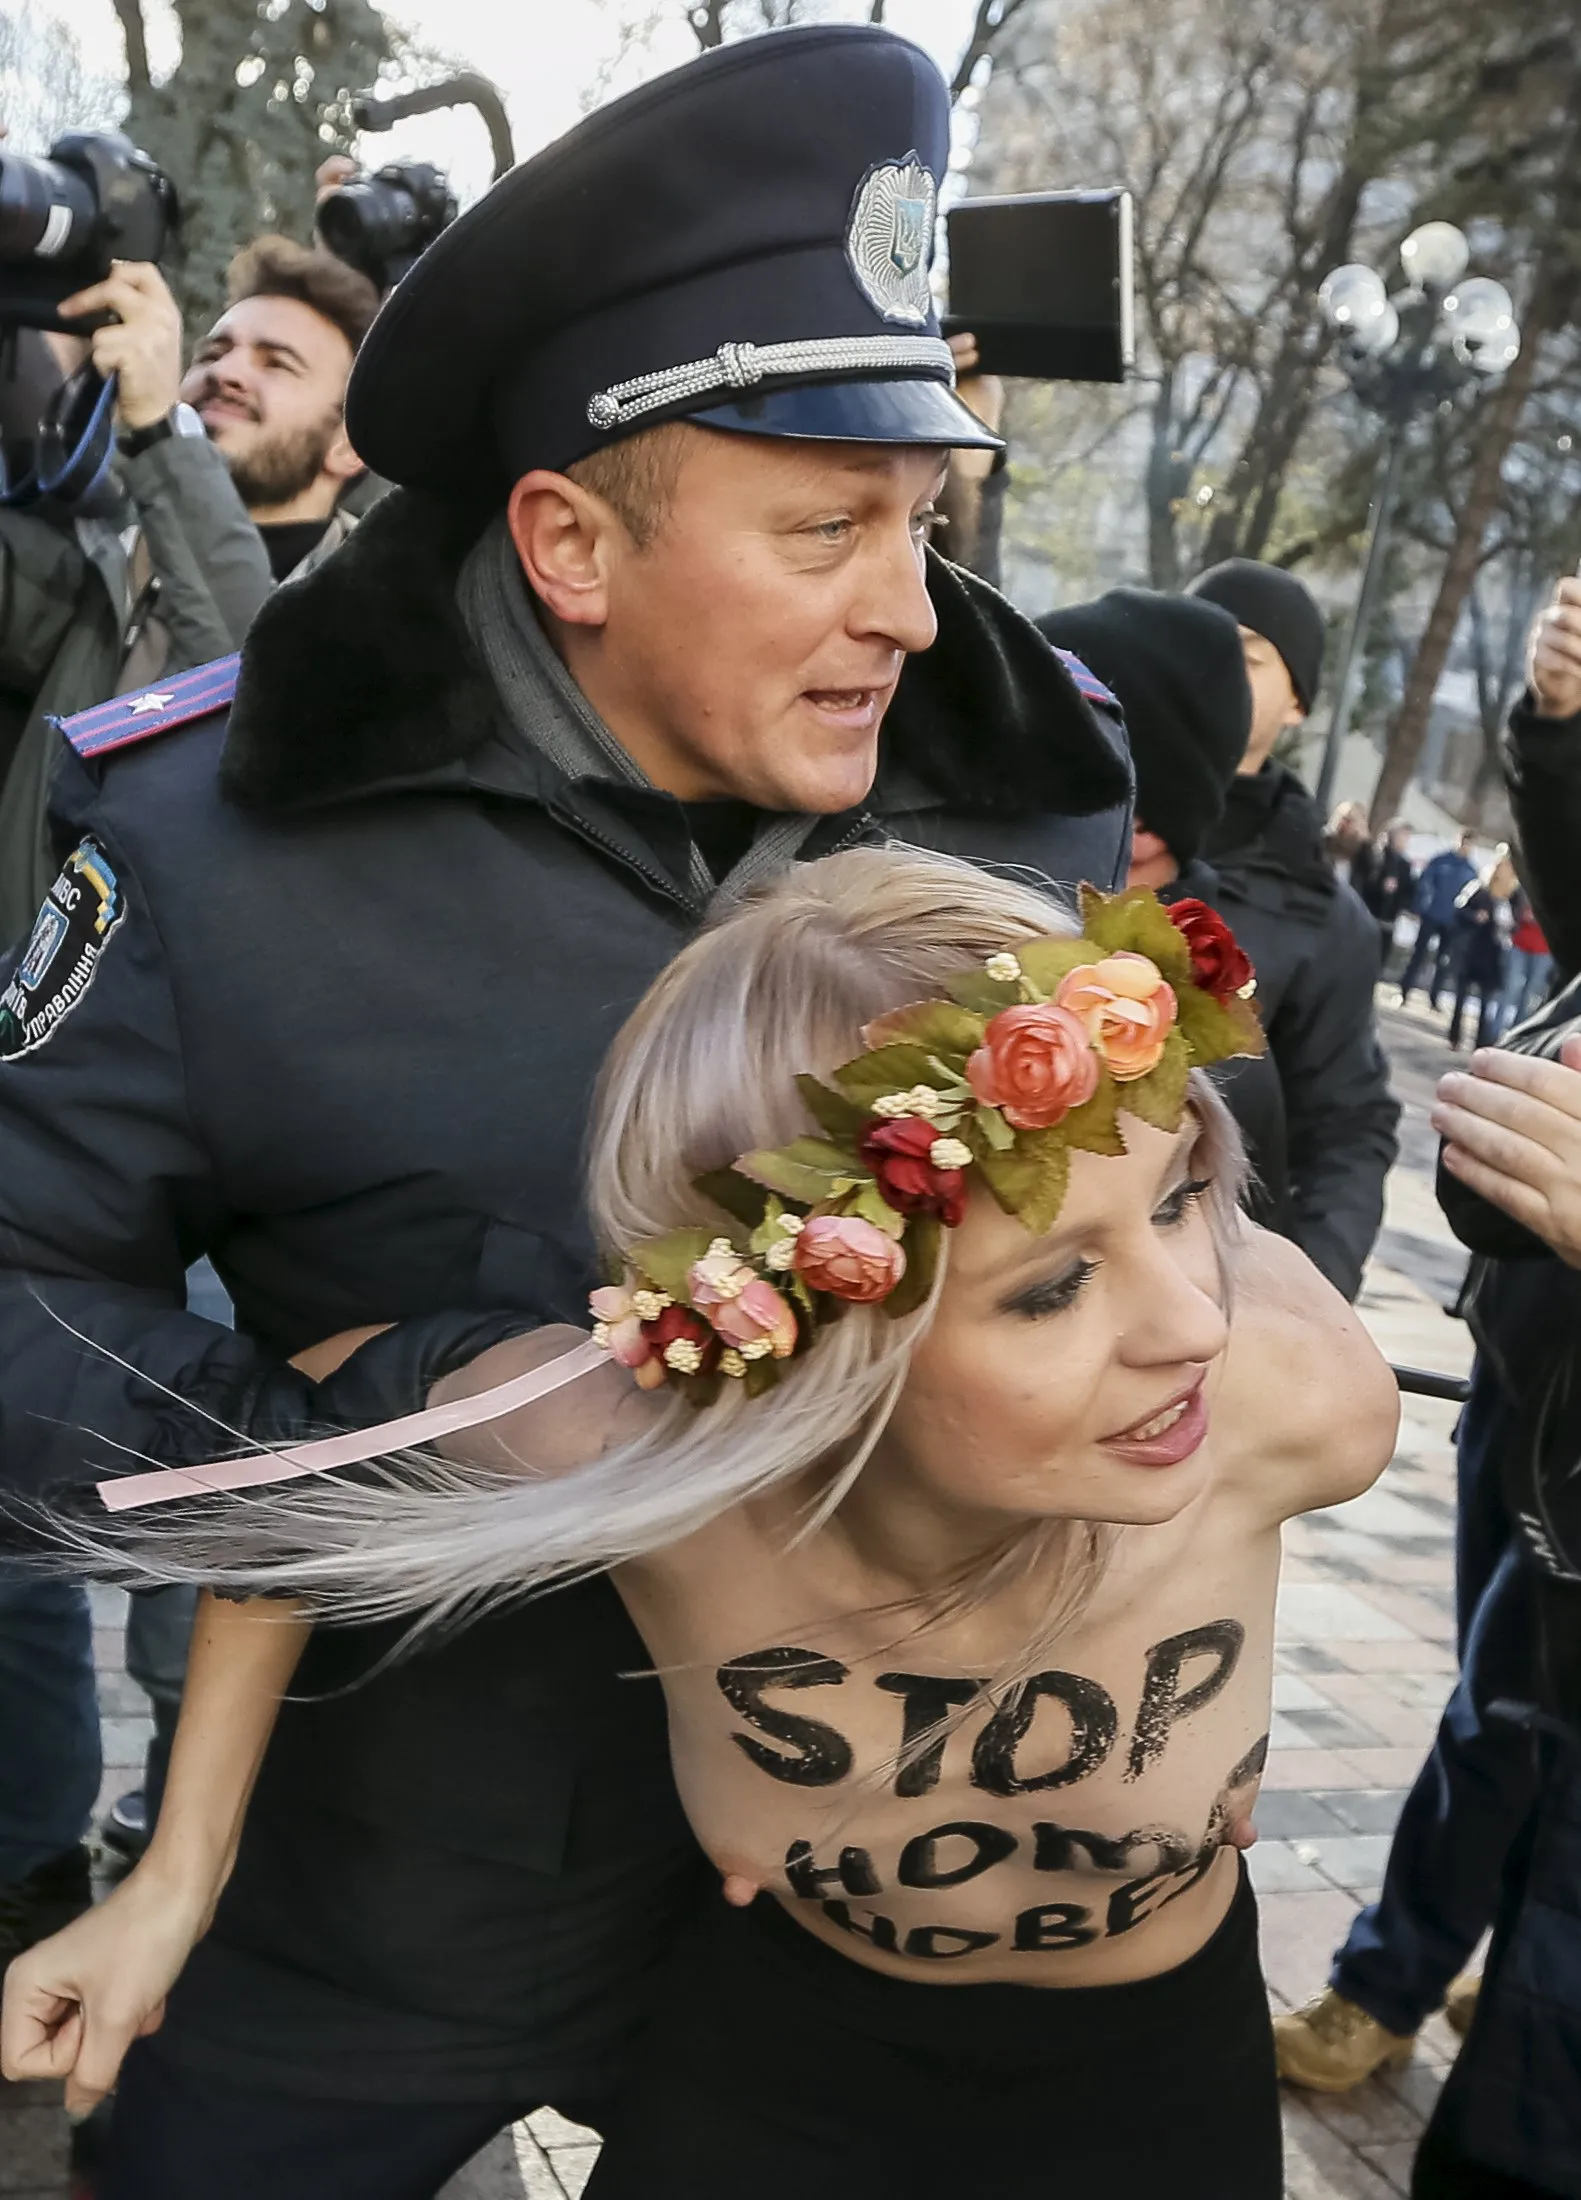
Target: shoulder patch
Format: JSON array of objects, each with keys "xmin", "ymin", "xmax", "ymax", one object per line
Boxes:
[
  {"xmin": 53, "ymin": 653, "xmax": 240, "ymax": 762},
  {"xmin": 1051, "ymin": 647, "xmax": 1120, "ymax": 713},
  {"xmin": 1, "ymin": 837, "xmax": 125, "ymax": 1060}
]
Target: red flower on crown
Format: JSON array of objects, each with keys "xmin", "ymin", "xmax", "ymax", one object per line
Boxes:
[
  {"xmin": 1167, "ymin": 899, "xmax": 1254, "ymax": 1004},
  {"xmin": 641, "ymin": 1303, "xmax": 720, "ymax": 1379},
  {"xmin": 859, "ymin": 1117, "xmax": 969, "ymax": 1228}
]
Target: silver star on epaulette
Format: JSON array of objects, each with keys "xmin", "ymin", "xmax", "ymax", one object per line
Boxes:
[{"xmin": 126, "ymin": 692, "xmax": 175, "ymax": 715}]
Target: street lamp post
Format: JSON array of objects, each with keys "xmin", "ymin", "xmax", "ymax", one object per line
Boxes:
[{"xmin": 1313, "ymin": 222, "xmax": 1521, "ymax": 816}]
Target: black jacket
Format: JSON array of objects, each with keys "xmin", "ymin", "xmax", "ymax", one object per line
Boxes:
[
  {"xmin": 1201, "ymin": 762, "xmax": 1399, "ymax": 1299},
  {"xmin": 1159, "ymin": 859, "xmax": 1293, "ymax": 1240},
  {"xmin": 1427, "ymin": 694, "xmax": 1581, "ymax": 2194},
  {"xmin": 1450, "ymin": 881, "xmax": 1509, "ymax": 990},
  {"xmin": 0, "ymin": 490, "xmax": 1132, "ymax": 2099},
  {"xmin": 1350, "ymin": 839, "xmax": 1414, "ymax": 926}
]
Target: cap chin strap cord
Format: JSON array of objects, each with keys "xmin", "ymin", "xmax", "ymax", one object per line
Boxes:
[{"xmin": 586, "ymin": 333, "xmax": 954, "ymax": 431}]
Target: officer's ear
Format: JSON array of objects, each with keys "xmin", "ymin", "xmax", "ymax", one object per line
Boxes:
[{"xmin": 507, "ymin": 469, "xmax": 619, "ymax": 631}]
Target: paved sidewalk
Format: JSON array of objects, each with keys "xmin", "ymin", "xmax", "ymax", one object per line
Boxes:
[{"xmin": 0, "ymin": 998, "xmax": 1477, "ymax": 2199}]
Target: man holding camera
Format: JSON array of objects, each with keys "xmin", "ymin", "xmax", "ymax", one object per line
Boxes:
[
  {"xmin": 0, "ymin": 27, "xmax": 1132, "ymax": 2197},
  {"xmin": 0, "ymin": 234, "xmax": 377, "ymax": 943},
  {"xmin": 0, "ymin": 270, "xmax": 273, "ymax": 943}
]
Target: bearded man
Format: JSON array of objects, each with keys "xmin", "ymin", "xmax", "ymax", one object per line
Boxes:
[{"xmin": 180, "ymin": 236, "xmax": 380, "ymax": 580}]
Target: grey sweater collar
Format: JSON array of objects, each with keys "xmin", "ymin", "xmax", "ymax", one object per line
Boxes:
[{"xmin": 456, "ymin": 516, "xmax": 818, "ymax": 908}]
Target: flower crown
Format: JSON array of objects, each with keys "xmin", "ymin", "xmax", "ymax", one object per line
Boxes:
[{"xmin": 591, "ymin": 888, "xmax": 1263, "ymax": 1402}]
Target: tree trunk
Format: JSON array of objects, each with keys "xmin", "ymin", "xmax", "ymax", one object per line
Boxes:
[
  {"xmin": 1145, "ymin": 366, "xmax": 1184, "ymax": 588},
  {"xmin": 1367, "ymin": 326, "xmax": 1543, "ymax": 827}
]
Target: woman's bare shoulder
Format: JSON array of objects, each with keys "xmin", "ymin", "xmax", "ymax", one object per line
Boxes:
[
  {"xmin": 1212, "ymin": 1227, "xmax": 1399, "ymax": 1524},
  {"xmin": 432, "ymin": 1324, "xmax": 663, "ymax": 1474}
]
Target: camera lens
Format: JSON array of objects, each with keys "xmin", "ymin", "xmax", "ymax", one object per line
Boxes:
[
  {"xmin": 0, "ymin": 153, "xmax": 97, "ymax": 266},
  {"xmin": 317, "ymin": 179, "xmax": 421, "ymax": 265}
]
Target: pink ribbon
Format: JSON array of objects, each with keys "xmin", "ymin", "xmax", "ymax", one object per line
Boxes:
[{"xmin": 97, "ymin": 1337, "xmax": 610, "ymax": 1514}]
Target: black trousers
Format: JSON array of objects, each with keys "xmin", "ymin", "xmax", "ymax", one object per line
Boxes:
[
  {"xmin": 1413, "ymin": 2124, "xmax": 1564, "ymax": 2200},
  {"xmin": 586, "ymin": 1865, "xmax": 1281, "ymax": 2199},
  {"xmin": 103, "ymin": 2036, "xmax": 608, "ymax": 2200}
]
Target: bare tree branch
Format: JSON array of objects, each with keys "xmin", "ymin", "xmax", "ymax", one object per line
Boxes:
[
  {"xmin": 950, "ymin": 0, "xmax": 1037, "ymax": 103},
  {"xmin": 689, "ymin": 1, "xmax": 730, "ymax": 49},
  {"xmin": 354, "ymin": 73, "xmax": 515, "ymax": 180},
  {"xmin": 111, "ymin": 0, "xmax": 150, "ymax": 94}
]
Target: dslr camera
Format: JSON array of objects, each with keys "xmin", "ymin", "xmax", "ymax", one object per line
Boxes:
[
  {"xmin": 0, "ymin": 129, "xmax": 178, "ymax": 331},
  {"xmin": 316, "ymin": 159, "xmax": 457, "ymax": 293}
]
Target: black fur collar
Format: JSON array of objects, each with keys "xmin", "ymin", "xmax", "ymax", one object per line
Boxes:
[{"xmin": 222, "ymin": 488, "xmax": 1130, "ymax": 818}]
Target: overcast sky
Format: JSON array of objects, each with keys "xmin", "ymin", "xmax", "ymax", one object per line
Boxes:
[{"xmin": 38, "ymin": 1, "xmax": 986, "ymax": 201}]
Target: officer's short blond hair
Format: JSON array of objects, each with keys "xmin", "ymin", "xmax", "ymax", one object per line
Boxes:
[{"xmin": 565, "ymin": 421, "xmax": 692, "ymax": 549}]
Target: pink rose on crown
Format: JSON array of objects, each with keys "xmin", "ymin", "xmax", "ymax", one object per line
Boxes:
[
  {"xmin": 688, "ymin": 1241, "xmax": 799, "ymax": 1359},
  {"xmin": 965, "ymin": 1001, "xmax": 1100, "ymax": 1130},
  {"xmin": 793, "ymin": 1213, "xmax": 907, "ymax": 1304},
  {"xmin": 1054, "ymin": 952, "xmax": 1177, "ymax": 1082},
  {"xmin": 589, "ymin": 1283, "xmax": 670, "ymax": 1389}
]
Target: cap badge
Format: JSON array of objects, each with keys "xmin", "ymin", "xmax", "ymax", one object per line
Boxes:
[{"xmin": 846, "ymin": 154, "xmax": 937, "ymax": 328}]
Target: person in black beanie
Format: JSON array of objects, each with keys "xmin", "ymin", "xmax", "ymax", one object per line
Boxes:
[
  {"xmin": 1189, "ymin": 557, "xmax": 1325, "ymax": 774},
  {"xmin": 1039, "ymin": 585, "xmax": 1399, "ymax": 1299}
]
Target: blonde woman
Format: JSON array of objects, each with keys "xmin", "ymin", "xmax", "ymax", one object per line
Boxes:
[{"xmin": 15, "ymin": 849, "xmax": 1397, "ymax": 2197}]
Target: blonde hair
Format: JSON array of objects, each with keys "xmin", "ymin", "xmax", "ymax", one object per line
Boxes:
[
  {"xmin": 565, "ymin": 420, "xmax": 694, "ymax": 548},
  {"xmin": 59, "ymin": 848, "xmax": 1245, "ymax": 1654}
]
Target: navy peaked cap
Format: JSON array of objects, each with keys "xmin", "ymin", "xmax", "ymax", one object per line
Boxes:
[{"xmin": 346, "ymin": 24, "xmax": 999, "ymax": 495}]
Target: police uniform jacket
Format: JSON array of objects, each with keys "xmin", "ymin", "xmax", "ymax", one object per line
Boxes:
[{"xmin": 0, "ymin": 486, "xmax": 1131, "ymax": 2100}]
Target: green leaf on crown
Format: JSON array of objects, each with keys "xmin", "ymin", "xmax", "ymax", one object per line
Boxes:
[
  {"xmin": 1016, "ymin": 936, "xmax": 1097, "ymax": 997},
  {"xmin": 1174, "ymin": 982, "xmax": 1265, "ymax": 1066},
  {"xmin": 1060, "ymin": 1072, "xmax": 1127, "ymax": 1158},
  {"xmin": 944, "ymin": 970, "xmax": 1024, "ymax": 1016},
  {"xmin": 736, "ymin": 1138, "xmax": 868, "ymax": 1206},
  {"xmin": 747, "ymin": 1195, "xmax": 789, "ymax": 1262},
  {"xmin": 794, "ymin": 1073, "xmax": 870, "ymax": 1142},
  {"xmin": 883, "ymin": 1214, "xmax": 939, "ymax": 1318},
  {"xmin": 741, "ymin": 1356, "xmax": 784, "ymax": 1399},
  {"xmin": 631, "ymin": 1227, "xmax": 720, "ymax": 1302},
  {"xmin": 1079, "ymin": 885, "xmax": 1193, "ymax": 985},
  {"xmin": 831, "ymin": 1041, "xmax": 949, "ymax": 1109},
  {"xmin": 846, "ymin": 1181, "xmax": 908, "ymax": 1238},
  {"xmin": 1114, "ymin": 1030, "xmax": 1191, "ymax": 1133},
  {"xmin": 975, "ymin": 1131, "xmax": 1071, "ymax": 1237},
  {"xmin": 973, "ymin": 1103, "xmax": 1016, "ymax": 1152},
  {"xmin": 696, "ymin": 1168, "xmax": 772, "ymax": 1231},
  {"xmin": 862, "ymin": 1000, "xmax": 985, "ymax": 1056}
]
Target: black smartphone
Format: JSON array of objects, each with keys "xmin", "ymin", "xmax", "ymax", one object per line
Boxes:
[{"xmin": 943, "ymin": 188, "xmax": 1135, "ymax": 383}]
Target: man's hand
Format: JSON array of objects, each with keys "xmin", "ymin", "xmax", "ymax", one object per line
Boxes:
[
  {"xmin": 55, "ymin": 260, "xmax": 183, "ymax": 432},
  {"xmin": 945, "ymin": 328, "xmax": 1004, "ymax": 438},
  {"xmin": 315, "ymin": 154, "xmax": 359, "ymax": 204},
  {"xmin": 1527, "ymin": 577, "xmax": 1581, "ymax": 723},
  {"xmin": 0, "ymin": 1861, "xmax": 212, "ymax": 2114},
  {"xmin": 1434, "ymin": 1036, "xmax": 1581, "ymax": 1264}
]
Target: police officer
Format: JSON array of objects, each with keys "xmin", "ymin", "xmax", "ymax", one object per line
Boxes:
[{"xmin": 0, "ymin": 28, "xmax": 1131, "ymax": 2197}]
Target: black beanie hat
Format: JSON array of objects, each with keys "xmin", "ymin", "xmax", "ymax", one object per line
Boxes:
[
  {"xmin": 1036, "ymin": 588, "xmax": 1251, "ymax": 867},
  {"xmin": 1187, "ymin": 557, "xmax": 1325, "ymax": 714}
]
